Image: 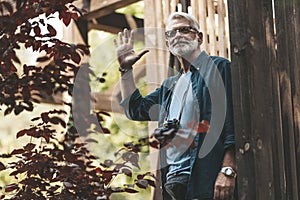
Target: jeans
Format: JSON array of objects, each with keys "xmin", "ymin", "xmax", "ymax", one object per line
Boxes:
[
  {"xmin": 164, "ymin": 174, "xmax": 215, "ymax": 200},
  {"xmin": 164, "ymin": 174, "xmax": 189, "ymax": 200}
]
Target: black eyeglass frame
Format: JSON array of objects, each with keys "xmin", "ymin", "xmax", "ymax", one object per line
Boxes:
[{"xmin": 165, "ymin": 26, "xmax": 199, "ymax": 39}]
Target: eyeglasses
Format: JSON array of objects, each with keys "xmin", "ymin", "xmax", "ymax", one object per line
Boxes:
[{"xmin": 165, "ymin": 26, "xmax": 198, "ymax": 39}]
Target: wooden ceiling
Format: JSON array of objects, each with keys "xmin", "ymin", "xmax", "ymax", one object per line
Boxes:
[{"xmin": 76, "ymin": 0, "xmax": 144, "ymax": 44}]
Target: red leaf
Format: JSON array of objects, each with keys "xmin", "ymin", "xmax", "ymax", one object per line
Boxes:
[
  {"xmin": 31, "ymin": 117, "xmax": 40, "ymax": 121},
  {"xmin": 47, "ymin": 24, "xmax": 57, "ymax": 36},
  {"xmin": 42, "ymin": 135, "xmax": 50, "ymax": 143},
  {"xmin": 2, "ymin": 2, "xmax": 13, "ymax": 14},
  {"xmin": 62, "ymin": 12, "xmax": 71, "ymax": 26},
  {"xmin": 144, "ymin": 178, "xmax": 156, "ymax": 187},
  {"xmin": 95, "ymin": 167, "xmax": 102, "ymax": 173},
  {"xmin": 84, "ymin": 138, "xmax": 98, "ymax": 143},
  {"xmin": 71, "ymin": 13, "xmax": 78, "ymax": 20},
  {"xmin": 5, "ymin": 183, "xmax": 19, "ymax": 193},
  {"xmin": 22, "ymin": 87, "xmax": 30, "ymax": 100},
  {"xmin": 10, "ymin": 63, "xmax": 17, "ymax": 72},
  {"xmin": 16, "ymin": 129, "xmax": 27, "ymax": 138},
  {"xmin": 76, "ymin": 44, "xmax": 90, "ymax": 55},
  {"xmin": 137, "ymin": 174, "xmax": 144, "ymax": 179},
  {"xmin": 36, "ymin": 56, "xmax": 50, "ymax": 62},
  {"xmin": 121, "ymin": 168, "xmax": 132, "ymax": 177},
  {"xmin": 124, "ymin": 188, "xmax": 139, "ymax": 193},
  {"xmin": 136, "ymin": 179, "xmax": 148, "ymax": 189},
  {"xmin": 11, "ymin": 149, "xmax": 25, "ymax": 155},
  {"xmin": 102, "ymin": 170, "xmax": 114, "ymax": 184},
  {"xmin": 4, "ymin": 107, "xmax": 13, "ymax": 116},
  {"xmin": 122, "ymin": 152, "xmax": 140, "ymax": 169},
  {"xmin": 0, "ymin": 162, "xmax": 5, "ymax": 171},
  {"xmin": 14, "ymin": 105, "xmax": 24, "ymax": 115},
  {"xmin": 41, "ymin": 113, "xmax": 50, "ymax": 123},
  {"xmin": 49, "ymin": 116, "xmax": 66, "ymax": 128},
  {"xmin": 34, "ymin": 26, "xmax": 41, "ymax": 36},
  {"xmin": 71, "ymin": 52, "xmax": 81, "ymax": 64},
  {"xmin": 24, "ymin": 143, "xmax": 36, "ymax": 151}
]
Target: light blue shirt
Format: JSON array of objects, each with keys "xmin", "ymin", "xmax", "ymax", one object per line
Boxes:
[{"xmin": 166, "ymin": 71, "xmax": 197, "ymax": 179}]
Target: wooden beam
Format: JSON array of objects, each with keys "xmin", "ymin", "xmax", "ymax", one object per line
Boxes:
[
  {"xmin": 88, "ymin": 23, "xmax": 122, "ymax": 34},
  {"xmin": 77, "ymin": 12, "xmax": 144, "ymax": 44},
  {"xmin": 84, "ymin": 0, "xmax": 140, "ymax": 20},
  {"xmin": 93, "ymin": 12, "xmax": 144, "ymax": 33}
]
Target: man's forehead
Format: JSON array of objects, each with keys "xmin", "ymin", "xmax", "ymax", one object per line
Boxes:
[{"xmin": 167, "ymin": 18, "xmax": 191, "ymax": 29}]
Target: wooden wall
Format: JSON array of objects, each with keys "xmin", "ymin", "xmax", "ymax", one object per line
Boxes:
[{"xmin": 228, "ymin": 0, "xmax": 300, "ymax": 199}]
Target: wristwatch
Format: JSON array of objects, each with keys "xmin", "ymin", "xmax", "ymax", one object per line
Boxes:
[{"xmin": 220, "ymin": 166, "xmax": 237, "ymax": 178}]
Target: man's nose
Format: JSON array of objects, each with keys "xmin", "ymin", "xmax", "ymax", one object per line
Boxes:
[{"xmin": 174, "ymin": 29, "xmax": 183, "ymax": 37}]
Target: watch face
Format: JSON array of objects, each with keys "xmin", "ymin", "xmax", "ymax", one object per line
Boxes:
[
  {"xmin": 221, "ymin": 167, "xmax": 236, "ymax": 178},
  {"xmin": 225, "ymin": 168, "xmax": 232, "ymax": 175}
]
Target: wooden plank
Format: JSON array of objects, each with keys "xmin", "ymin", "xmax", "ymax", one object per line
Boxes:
[
  {"xmin": 228, "ymin": 0, "xmax": 281, "ymax": 199},
  {"xmin": 217, "ymin": 0, "xmax": 226, "ymax": 57},
  {"xmin": 207, "ymin": 0, "xmax": 216, "ymax": 55},
  {"xmin": 170, "ymin": 0, "xmax": 179, "ymax": 15},
  {"xmin": 143, "ymin": 1, "xmax": 162, "ymax": 199},
  {"xmin": 84, "ymin": 0, "xmax": 140, "ymax": 20},
  {"xmin": 198, "ymin": 0, "xmax": 208, "ymax": 52},
  {"xmin": 224, "ymin": 0, "xmax": 230, "ymax": 59},
  {"xmin": 155, "ymin": 0, "xmax": 169, "ymax": 81},
  {"xmin": 88, "ymin": 23, "xmax": 122, "ymax": 34},
  {"xmin": 275, "ymin": 0, "xmax": 300, "ymax": 199},
  {"xmin": 190, "ymin": 0, "xmax": 199, "ymax": 20},
  {"xmin": 179, "ymin": 0, "xmax": 187, "ymax": 12},
  {"xmin": 291, "ymin": 2, "xmax": 300, "ymax": 198}
]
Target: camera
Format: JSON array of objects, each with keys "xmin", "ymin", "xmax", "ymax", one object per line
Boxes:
[{"xmin": 153, "ymin": 119, "xmax": 180, "ymax": 141}]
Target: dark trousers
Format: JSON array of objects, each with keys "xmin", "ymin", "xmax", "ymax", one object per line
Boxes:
[{"xmin": 164, "ymin": 174, "xmax": 189, "ymax": 200}]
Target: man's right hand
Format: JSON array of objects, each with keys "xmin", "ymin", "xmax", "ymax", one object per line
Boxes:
[{"xmin": 113, "ymin": 28, "xmax": 149, "ymax": 71}]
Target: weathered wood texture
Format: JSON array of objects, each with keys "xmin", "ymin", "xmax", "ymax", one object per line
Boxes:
[
  {"xmin": 274, "ymin": 0, "xmax": 300, "ymax": 199},
  {"xmin": 85, "ymin": 0, "xmax": 140, "ymax": 20},
  {"xmin": 228, "ymin": 0, "xmax": 300, "ymax": 199}
]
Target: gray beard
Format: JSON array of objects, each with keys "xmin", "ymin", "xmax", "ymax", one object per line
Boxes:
[{"xmin": 169, "ymin": 39, "xmax": 199, "ymax": 57}]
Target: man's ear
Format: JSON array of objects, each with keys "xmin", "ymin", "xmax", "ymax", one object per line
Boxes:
[
  {"xmin": 165, "ymin": 40, "xmax": 169, "ymax": 48},
  {"xmin": 197, "ymin": 32, "xmax": 203, "ymax": 44}
]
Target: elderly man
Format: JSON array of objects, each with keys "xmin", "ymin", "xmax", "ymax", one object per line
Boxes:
[{"xmin": 114, "ymin": 12, "xmax": 237, "ymax": 200}]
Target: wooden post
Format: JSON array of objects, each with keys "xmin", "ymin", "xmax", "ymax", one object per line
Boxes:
[
  {"xmin": 274, "ymin": 0, "xmax": 300, "ymax": 199},
  {"xmin": 228, "ymin": 0, "xmax": 281, "ymax": 199},
  {"xmin": 144, "ymin": 0, "xmax": 169, "ymax": 199}
]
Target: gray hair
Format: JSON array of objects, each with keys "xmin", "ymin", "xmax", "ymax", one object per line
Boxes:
[{"xmin": 166, "ymin": 12, "xmax": 200, "ymax": 31}]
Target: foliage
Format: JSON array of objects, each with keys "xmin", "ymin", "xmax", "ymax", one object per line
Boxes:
[{"xmin": 0, "ymin": 0, "xmax": 155, "ymax": 199}]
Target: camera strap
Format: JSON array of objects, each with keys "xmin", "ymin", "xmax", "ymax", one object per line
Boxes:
[{"xmin": 166, "ymin": 74, "xmax": 191, "ymax": 123}]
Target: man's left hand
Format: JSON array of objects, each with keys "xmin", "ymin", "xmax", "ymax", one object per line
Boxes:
[{"xmin": 213, "ymin": 172, "xmax": 236, "ymax": 200}]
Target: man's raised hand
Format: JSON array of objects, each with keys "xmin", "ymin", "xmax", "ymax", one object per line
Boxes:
[{"xmin": 113, "ymin": 28, "xmax": 149, "ymax": 71}]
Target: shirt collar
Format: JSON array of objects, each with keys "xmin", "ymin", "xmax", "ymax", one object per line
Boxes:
[
  {"xmin": 175, "ymin": 50, "xmax": 209, "ymax": 74},
  {"xmin": 191, "ymin": 50, "xmax": 210, "ymax": 71}
]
